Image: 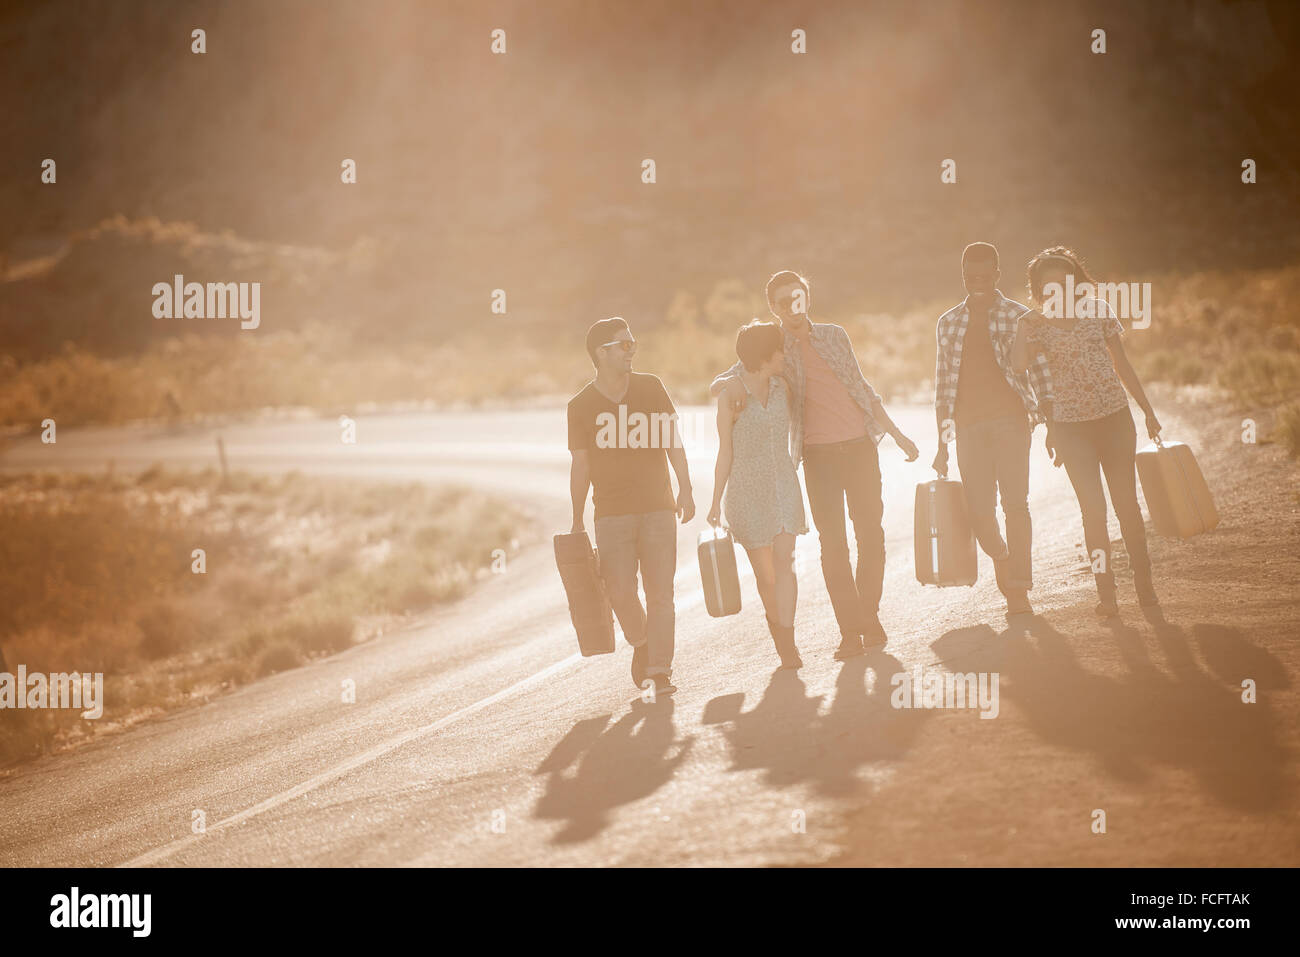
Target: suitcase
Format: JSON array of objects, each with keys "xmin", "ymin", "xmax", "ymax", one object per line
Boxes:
[
  {"xmin": 553, "ymin": 532, "xmax": 616, "ymax": 656},
  {"xmin": 1136, "ymin": 437, "xmax": 1219, "ymax": 538},
  {"xmin": 698, "ymin": 527, "xmax": 742, "ymax": 617},
  {"xmin": 914, "ymin": 477, "xmax": 978, "ymax": 586}
]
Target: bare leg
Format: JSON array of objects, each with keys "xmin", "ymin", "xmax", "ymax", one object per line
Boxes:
[
  {"xmin": 746, "ymin": 542, "xmax": 800, "ymax": 667},
  {"xmin": 744, "ymin": 545, "xmax": 777, "ymax": 621},
  {"xmin": 772, "ymin": 533, "xmax": 798, "ymax": 628}
]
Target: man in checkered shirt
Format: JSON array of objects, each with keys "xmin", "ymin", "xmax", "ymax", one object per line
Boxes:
[{"xmin": 932, "ymin": 242, "xmax": 1054, "ymax": 618}]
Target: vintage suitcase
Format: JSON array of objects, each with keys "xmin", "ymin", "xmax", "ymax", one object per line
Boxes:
[
  {"xmin": 553, "ymin": 532, "xmax": 616, "ymax": 656},
  {"xmin": 698, "ymin": 526, "xmax": 742, "ymax": 617},
  {"xmin": 914, "ymin": 477, "xmax": 978, "ymax": 586},
  {"xmin": 1136, "ymin": 437, "xmax": 1219, "ymax": 538}
]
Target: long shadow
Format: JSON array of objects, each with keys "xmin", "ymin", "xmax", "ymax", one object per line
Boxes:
[
  {"xmin": 702, "ymin": 649, "xmax": 931, "ymax": 798},
  {"xmin": 530, "ymin": 613, "xmax": 1291, "ymax": 844},
  {"xmin": 532, "ymin": 700, "xmax": 694, "ymax": 844},
  {"xmin": 931, "ymin": 624, "xmax": 1000, "ymax": 668},
  {"xmin": 1190, "ymin": 623, "xmax": 1291, "ymax": 692},
  {"xmin": 947, "ymin": 614, "xmax": 1292, "ymax": 812},
  {"xmin": 702, "ymin": 669, "xmax": 824, "ymax": 790}
]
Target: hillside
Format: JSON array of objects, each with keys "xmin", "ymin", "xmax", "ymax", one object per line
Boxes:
[{"xmin": 3, "ymin": 0, "xmax": 1299, "ymax": 362}]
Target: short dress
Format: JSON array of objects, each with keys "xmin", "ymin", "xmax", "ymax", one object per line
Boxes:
[{"xmin": 723, "ymin": 376, "xmax": 809, "ymax": 549}]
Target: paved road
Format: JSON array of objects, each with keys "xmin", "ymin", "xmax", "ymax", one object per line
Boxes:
[{"xmin": 0, "ymin": 403, "xmax": 1291, "ymax": 866}]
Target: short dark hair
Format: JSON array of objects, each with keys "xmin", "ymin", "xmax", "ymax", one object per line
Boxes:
[
  {"xmin": 585, "ymin": 316, "xmax": 630, "ymax": 366},
  {"xmin": 736, "ymin": 320, "xmax": 783, "ymax": 372},
  {"xmin": 765, "ymin": 270, "xmax": 809, "ymax": 305},
  {"xmin": 961, "ymin": 242, "xmax": 999, "ymax": 270}
]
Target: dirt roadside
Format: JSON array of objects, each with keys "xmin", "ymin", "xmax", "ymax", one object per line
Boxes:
[{"xmin": 832, "ymin": 388, "xmax": 1299, "ymax": 866}]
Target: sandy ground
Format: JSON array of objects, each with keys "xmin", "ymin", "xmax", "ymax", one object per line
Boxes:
[{"xmin": 833, "ymin": 391, "xmax": 1299, "ymax": 865}]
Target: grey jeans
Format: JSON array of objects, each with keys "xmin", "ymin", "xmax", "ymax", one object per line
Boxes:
[
  {"xmin": 594, "ymin": 509, "xmax": 677, "ymax": 677},
  {"xmin": 955, "ymin": 413, "xmax": 1033, "ymax": 593}
]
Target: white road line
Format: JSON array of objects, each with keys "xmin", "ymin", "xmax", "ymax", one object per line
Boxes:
[
  {"xmin": 121, "ymin": 652, "xmax": 583, "ymax": 867},
  {"xmin": 121, "ymin": 546, "xmax": 762, "ymax": 867}
]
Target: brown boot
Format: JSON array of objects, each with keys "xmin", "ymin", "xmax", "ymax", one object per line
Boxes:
[
  {"xmin": 1004, "ymin": 587, "xmax": 1033, "ymax": 618},
  {"xmin": 1094, "ymin": 573, "xmax": 1119, "ymax": 617},
  {"xmin": 766, "ymin": 616, "xmax": 803, "ymax": 670}
]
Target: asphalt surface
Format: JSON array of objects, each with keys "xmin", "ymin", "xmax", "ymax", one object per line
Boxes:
[{"xmin": 0, "ymin": 402, "xmax": 1292, "ymax": 866}]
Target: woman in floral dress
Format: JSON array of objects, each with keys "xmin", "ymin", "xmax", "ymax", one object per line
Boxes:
[{"xmin": 707, "ymin": 321, "xmax": 808, "ymax": 668}]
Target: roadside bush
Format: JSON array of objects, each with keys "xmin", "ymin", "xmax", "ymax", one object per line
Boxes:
[
  {"xmin": 1217, "ymin": 350, "xmax": 1300, "ymax": 406},
  {"xmin": 1140, "ymin": 348, "xmax": 1207, "ymax": 387},
  {"xmin": 136, "ymin": 602, "xmax": 189, "ymax": 660},
  {"xmin": 256, "ymin": 641, "xmax": 303, "ymax": 677},
  {"xmin": 1277, "ymin": 402, "xmax": 1300, "ymax": 458},
  {"xmin": 276, "ymin": 611, "xmax": 354, "ymax": 655}
]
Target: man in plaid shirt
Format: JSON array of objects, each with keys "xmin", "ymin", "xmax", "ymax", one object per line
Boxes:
[{"xmin": 932, "ymin": 242, "xmax": 1054, "ymax": 617}]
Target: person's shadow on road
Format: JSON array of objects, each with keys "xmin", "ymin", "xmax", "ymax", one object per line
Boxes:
[
  {"xmin": 532, "ymin": 698, "xmax": 694, "ymax": 844},
  {"xmin": 702, "ymin": 669, "xmax": 824, "ymax": 790},
  {"xmin": 702, "ymin": 648, "xmax": 930, "ymax": 798},
  {"xmin": 530, "ymin": 613, "xmax": 1290, "ymax": 845},
  {"xmin": 943, "ymin": 614, "xmax": 1291, "ymax": 812}
]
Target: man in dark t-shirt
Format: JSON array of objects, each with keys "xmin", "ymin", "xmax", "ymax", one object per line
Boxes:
[
  {"xmin": 568, "ymin": 317, "xmax": 694, "ymax": 695},
  {"xmin": 567, "ymin": 375, "xmax": 677, "ymax": 519}
]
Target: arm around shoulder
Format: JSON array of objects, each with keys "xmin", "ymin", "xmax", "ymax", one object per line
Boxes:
[{"xmin": 709, "ymin": 360, "xmax": 744, "ymax": 397}]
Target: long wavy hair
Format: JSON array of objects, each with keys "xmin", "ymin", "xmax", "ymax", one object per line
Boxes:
[{"xmin": 1026, "ymin": 245, "xmax": 1097, "ymax": 307}]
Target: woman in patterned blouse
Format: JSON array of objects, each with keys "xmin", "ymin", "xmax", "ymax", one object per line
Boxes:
[{"xmin": 1010, "ymin": 246, "xmax": 1163, "ymax": 617}]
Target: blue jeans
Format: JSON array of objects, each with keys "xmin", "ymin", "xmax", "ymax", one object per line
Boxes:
[{"xmin": 594, "ymin": 510, "xmax": 677, "ymax": 677}]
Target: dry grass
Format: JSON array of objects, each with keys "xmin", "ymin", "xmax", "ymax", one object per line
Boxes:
[
  {"xmin": 0, "ymin": 470, "xmax": 531, "ymax": 765},
  {"xmin": 1277, "ymin": 401, "xmax": 1300, "ymax": 458},
  {"xmin": 2, "ymin": 266, "xmax": 1298, "ymax": 428},
  {"xmin": 1123, "ymin": 266, "xmax": 1300, "ymax": 408}
]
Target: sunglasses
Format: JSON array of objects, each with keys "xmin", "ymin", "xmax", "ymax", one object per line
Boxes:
[{"xmin": 601, "ymin": 339, "xmax": 638, "ymax": 354}]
